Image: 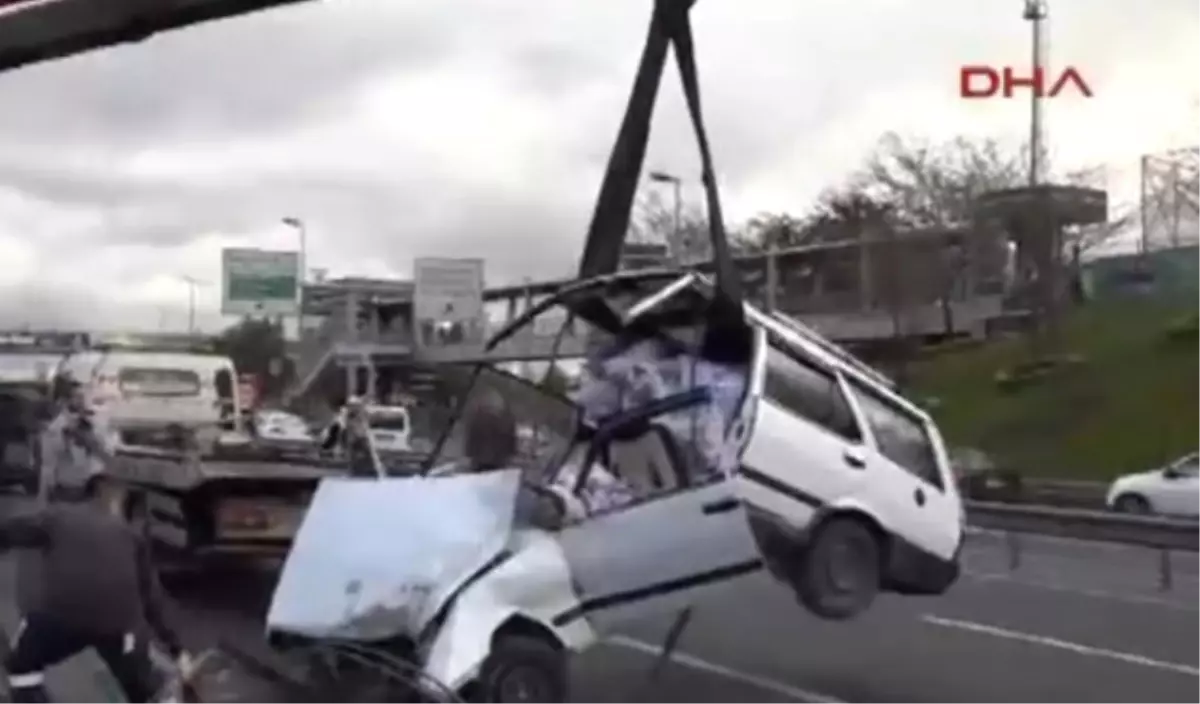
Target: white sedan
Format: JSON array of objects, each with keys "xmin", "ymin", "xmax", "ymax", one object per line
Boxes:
[
  {"xmin": 1106, "ymin": 452, "xmax": 1199, "ymax": 518},
  {"xmin": 254, "ymin": 410, "xmax": 317, "ymax": 447}
]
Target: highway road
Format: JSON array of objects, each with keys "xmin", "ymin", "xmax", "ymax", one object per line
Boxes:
[{"xmin": 1, "ymin": 496, "xmax": 1196, "ymax": 702}]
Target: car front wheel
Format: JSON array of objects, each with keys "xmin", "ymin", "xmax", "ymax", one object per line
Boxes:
[
  {"xmin": 793, "ymin": 516, "xmax": 882, "ymax": 621},
  {"xmin": 470, "ymin": 635, "xmax": 567, "ymax": 703},
  {"xmin": 1113, "ymin": 493, "xmax": 1151, "ymax": 514}
]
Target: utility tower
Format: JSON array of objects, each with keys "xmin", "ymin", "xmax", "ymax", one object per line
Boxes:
[{"xmin": 1023, "ymin": 0, "xmax": 1049, "ymax": 186}]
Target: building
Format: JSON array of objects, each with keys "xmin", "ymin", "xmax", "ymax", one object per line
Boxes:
[{"xmin": 289, "ymin": 225, "xmax": 1009, "ymax": 404}]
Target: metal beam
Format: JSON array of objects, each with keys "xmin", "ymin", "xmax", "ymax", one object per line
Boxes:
[{"xmin": 0, "ymin": 0, "xmax": 311, "ymax": 74}]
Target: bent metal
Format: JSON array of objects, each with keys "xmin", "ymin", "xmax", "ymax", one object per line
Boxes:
[{"xmin": 959, "ymin": 65, "xmax": 1093, "ymax": 99}]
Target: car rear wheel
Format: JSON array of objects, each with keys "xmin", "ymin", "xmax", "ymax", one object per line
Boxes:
[
  {"xmin": 793, "ymin": 516, "xmax": 882, "ymax": 621},
  {"xmin": 1114, "ymin": 493, "xmax": 1151, "ymax": 514},
  {"xmin": 470, "ymin": 635, "xmax": 567, "ymax": 703}
]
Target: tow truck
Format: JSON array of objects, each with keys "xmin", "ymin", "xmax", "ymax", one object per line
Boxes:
[{"xmin": 100, "ymin": 428, "xmax": 346, "ymax": 570}]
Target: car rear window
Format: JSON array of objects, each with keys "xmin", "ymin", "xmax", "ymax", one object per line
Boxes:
[
  {"xmin": 369, "ymin": 411, "xmax": 409, "ymax": 432},
  {"xmin": 118, "ymin": 368, "xmax": 202, "ymax": 397}
]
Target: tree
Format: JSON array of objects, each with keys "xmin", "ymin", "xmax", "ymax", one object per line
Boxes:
[
  {"xmin": 1061, "ymin": 164, "xmax": 1137, "ymax": 255},
  {"xmin": 740, "ymin": 212, "xmax": 810, "ymax": 251},
  {"xmin": 212, "ymin": 317, "xmax": 293, "ymax": 402},
  {"xmin": 853, "ymin": 132, "xmax": 1029, "ymax": 230},
  {"xmin": 628, "ymin": 189, "xmax": 713, "ymax": 263}
]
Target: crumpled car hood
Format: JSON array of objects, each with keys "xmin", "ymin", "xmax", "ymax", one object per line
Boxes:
[{"xmin": 266, "ymin": 470, "xmax": 521, "ymax": 642}]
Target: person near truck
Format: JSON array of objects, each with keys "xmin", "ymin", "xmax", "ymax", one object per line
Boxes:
[
  {"xmin": 320, "ymin": 396, "xmax": 383, "ymax": 478},
  {"xmin": 0, "ymin": 488, "xmax": 194, "ymax": 702},
  {"xmin": 37, "ymin": 377, "xmax": 114, "ymax": 505}
]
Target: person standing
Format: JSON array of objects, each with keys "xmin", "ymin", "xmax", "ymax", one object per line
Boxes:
[
  {"xmin": 0, "ymin": 489, "xmax": 193, "ymax": 702},
  {"xmin": 37, "ymin": 380, "xmax": 113, "ymax": 505},
  {"xmin": 320, "ymin": 397, "xmax": 383, "ymax": 479}
]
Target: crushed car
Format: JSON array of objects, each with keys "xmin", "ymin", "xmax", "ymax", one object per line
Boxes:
[
  {"xmin": 258, "ymin": 269, "xmax": 964, "ymax": 702},
  {"xmin": 248, "ymin": 0, "xmax": 965, "ymax": 700}
]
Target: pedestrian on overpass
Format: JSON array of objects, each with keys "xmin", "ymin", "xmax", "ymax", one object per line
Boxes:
[
  {"xmin": 0, "ymin": 482, "xmax": 193, "ymax": 702},
  {"xmin": 36, "ymin": 378, "xmax": 113, "ymax": 506}
]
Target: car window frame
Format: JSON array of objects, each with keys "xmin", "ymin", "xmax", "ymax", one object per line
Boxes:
[
  {"xmin": 842, "ymin": 377, "xmax": 944, "ymax": 490},
  {"xmin": 760, "ymin": 333, "xmax": 863, "ymax": 445}
]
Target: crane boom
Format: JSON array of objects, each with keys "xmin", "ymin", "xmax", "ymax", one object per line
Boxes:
[{"xmin": 0, "ymin": 0, "xmax": 310, "ymax": 73}]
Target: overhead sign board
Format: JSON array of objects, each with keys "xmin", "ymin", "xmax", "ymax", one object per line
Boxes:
[
  {"xmin": 0, "ymin": 0, "xmax": 311, "ymax": 74},
  {"xmin": 221, "ymin": 247, "xmax": 300, "ymax": 317},
  {"xmin": 413, "ymin": 257, "xmax": 485, "ymax": 349}
]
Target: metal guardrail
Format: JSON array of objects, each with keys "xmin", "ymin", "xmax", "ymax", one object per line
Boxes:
[
  {"xmin": 967, "ymin": 501, "xmax": 1199, "ymax": 552},
  {"xmin": 966, "ymin": 500, "xmax": 1198, "ymax": 591}
]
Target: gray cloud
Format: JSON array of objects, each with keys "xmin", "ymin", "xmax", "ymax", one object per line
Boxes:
[
  {"xmin": 0, "ymin": 0, "xmax": 1195, "ymax": 331},
  {"xmin": 0, "ymin": 0, "xmax": 468, "ymax": 148}
]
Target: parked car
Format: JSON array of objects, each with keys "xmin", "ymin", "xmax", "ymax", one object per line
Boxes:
[
  {"xmin": 254, "ymin": 409, "xmax": 317, "ymax": 448},
  {"xmin": 1106, "ymin": 452, "xmax": 1199, "ymax": 517}
]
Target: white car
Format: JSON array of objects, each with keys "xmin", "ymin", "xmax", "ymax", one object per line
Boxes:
[
  {"xmin": 1106, "ymin": 452, "xmax": 1199, "ymax": 517},
  {"xmin": 365, "ymin": 404, "xmax": 413, "ymax": 453},
  {"xmin": 264, "ymin": 269, "xmax": 965, "ymax": 702},
  {"xmin": 254, "ymin": 409, "xmax": 316, "ymax": 448}
]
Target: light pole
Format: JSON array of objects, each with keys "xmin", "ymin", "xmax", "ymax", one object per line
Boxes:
[
  {"xmin": 282, "ymin": 216, "xmax": 307, "ymax": 283},
  {"xmin": 648, "ymin": 170, "xmax": 683, "ymax": 259},
  {"xmin": 1023, "ymin": 0, "xmax": 1048, "ymax": 187},
  {"xmin": 178, "ymin": 275, "xmax": 208, "ymax": 333}
]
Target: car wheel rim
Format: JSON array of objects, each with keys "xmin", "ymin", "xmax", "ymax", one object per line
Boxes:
[
  {"xmin": 495, "ymin": 666, "xmax": 549, "ymax": 703},
  {"xmin": 824, "ymin": 535, "xmax": 870, "ymax": 595}
]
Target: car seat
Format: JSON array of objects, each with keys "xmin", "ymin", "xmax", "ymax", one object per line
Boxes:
[{"xmin": 605, "ymin": 423, "xmax": 690, "ymax": 495}]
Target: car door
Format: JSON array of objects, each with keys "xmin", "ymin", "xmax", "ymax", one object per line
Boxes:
[
  {"xmin": 737, "ymin": 334, "xmax": 869, "ymax": 531},
  {"xmin": 1158, "ymin": 455, "xmax": 1199, "ymax": 517},
  {"xmin": 553, "ymin": 476, "xmax": 765, "ymax": 634},
  {"xmin": 840, "ymin": 376, "xmax": 962, "ymax": 563}
]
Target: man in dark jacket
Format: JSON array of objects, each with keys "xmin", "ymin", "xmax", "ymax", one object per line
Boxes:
[{"xmin": 0, "ymin": 490, "xmax": 191, "ymax": 702}]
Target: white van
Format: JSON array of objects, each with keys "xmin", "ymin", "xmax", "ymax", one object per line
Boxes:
[{"xmin": 59, "ymin": 350, "xmax": 243, "ymax": 440}]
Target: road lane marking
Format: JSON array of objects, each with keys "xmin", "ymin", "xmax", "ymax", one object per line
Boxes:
[
  {"xmin": 922, "ymin": 615, "xmax": 1200, "ymax": 677},
  {"xmin": 607, "ymin": 635, "xmax": 844, "ymax": 702}
]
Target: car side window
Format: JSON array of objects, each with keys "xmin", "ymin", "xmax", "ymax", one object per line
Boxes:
[
  {"xmin": 846, "ymin": 381, "xmax": 943, "ymax": 490},
  {"xmin": 763, "ymin": 343, "xmax": 861, "ymax": 443},
  {"xmin": 1173, "ymin": 455, "xmax": 1199, "ymax": 478}
]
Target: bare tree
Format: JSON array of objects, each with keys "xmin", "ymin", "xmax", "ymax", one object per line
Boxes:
[
  {"xmin": 854, "ymin": 132, "xmax": 1029, "ymax": 229},
  {"xmin": 628, "ymin": 189, "xmax": 713, "ymax": 263},
  {"xmin": 1061, "ymin": 164, "xmax": 1137, "ymax": 255}
]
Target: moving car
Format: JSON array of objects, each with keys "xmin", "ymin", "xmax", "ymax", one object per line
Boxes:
[
  {"xmin": 1106, "ymin": 452, "xmax": 1199, "ymax": 517},
  {"xmin": 263, "ymin": 268, "xmax": 965, "ymax": 702}
]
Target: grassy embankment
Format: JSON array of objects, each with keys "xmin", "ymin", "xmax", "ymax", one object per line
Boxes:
[{"xmin": 910, "ymin": 301, "xmax": 1197, "ymax": 481}]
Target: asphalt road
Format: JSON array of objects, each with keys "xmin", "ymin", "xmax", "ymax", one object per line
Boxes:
[{"xmin": 1, "ymin": 496, "xmax": 1196, "ymax": 702}]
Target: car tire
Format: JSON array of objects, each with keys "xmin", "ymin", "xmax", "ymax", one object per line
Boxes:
[
  {"xmin": 793, "ymin": 516, "xmax": 882, "ymax": 621},
  {"xmin": 469, "ymin": 634, "xmax": 568, "ymax": 703},
  {"xmin": 1113, "ymin": 493, "xmax": 1151, "ymax": 514}
]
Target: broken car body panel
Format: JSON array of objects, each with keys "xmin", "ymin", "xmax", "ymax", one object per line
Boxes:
[{"xmin": 266, "ymin": 470, "xmax": 523, "ymax": 641}]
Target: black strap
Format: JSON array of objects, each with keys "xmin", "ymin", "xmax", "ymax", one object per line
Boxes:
[{"xmin": 576, "ymin": 0, "xmax": 742, "ymax": 306}]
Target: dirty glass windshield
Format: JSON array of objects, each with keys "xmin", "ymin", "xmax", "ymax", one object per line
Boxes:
[
  {"xmin": 428, "ymin": 366, "xmax": 580, "ymax": 480},
  {"xmin": 368, "ymin": 409, "xmax": 409, "ymax": 432}
]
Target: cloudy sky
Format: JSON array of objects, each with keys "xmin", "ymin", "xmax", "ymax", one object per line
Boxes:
[{"xmin": 0, "ymin": 0, "xmax": 1195, "ymax": 332}]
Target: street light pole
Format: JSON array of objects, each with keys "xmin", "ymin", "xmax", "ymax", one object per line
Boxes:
[
  {"xmin": 1023, "ymin": 0, "xmax": 1048, "ymax": 187},
  {"xmin": 648, "ymin": 171, "xmax": 683, "ymax": 261},
  {"xmin": 282, "ymin": 216, "xmax": 307, "ymax": 283}
]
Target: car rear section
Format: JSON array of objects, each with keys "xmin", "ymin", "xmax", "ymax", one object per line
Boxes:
[{"xmin": 733, "ymin": 314, "xmax": 964, "ymax": 618}]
